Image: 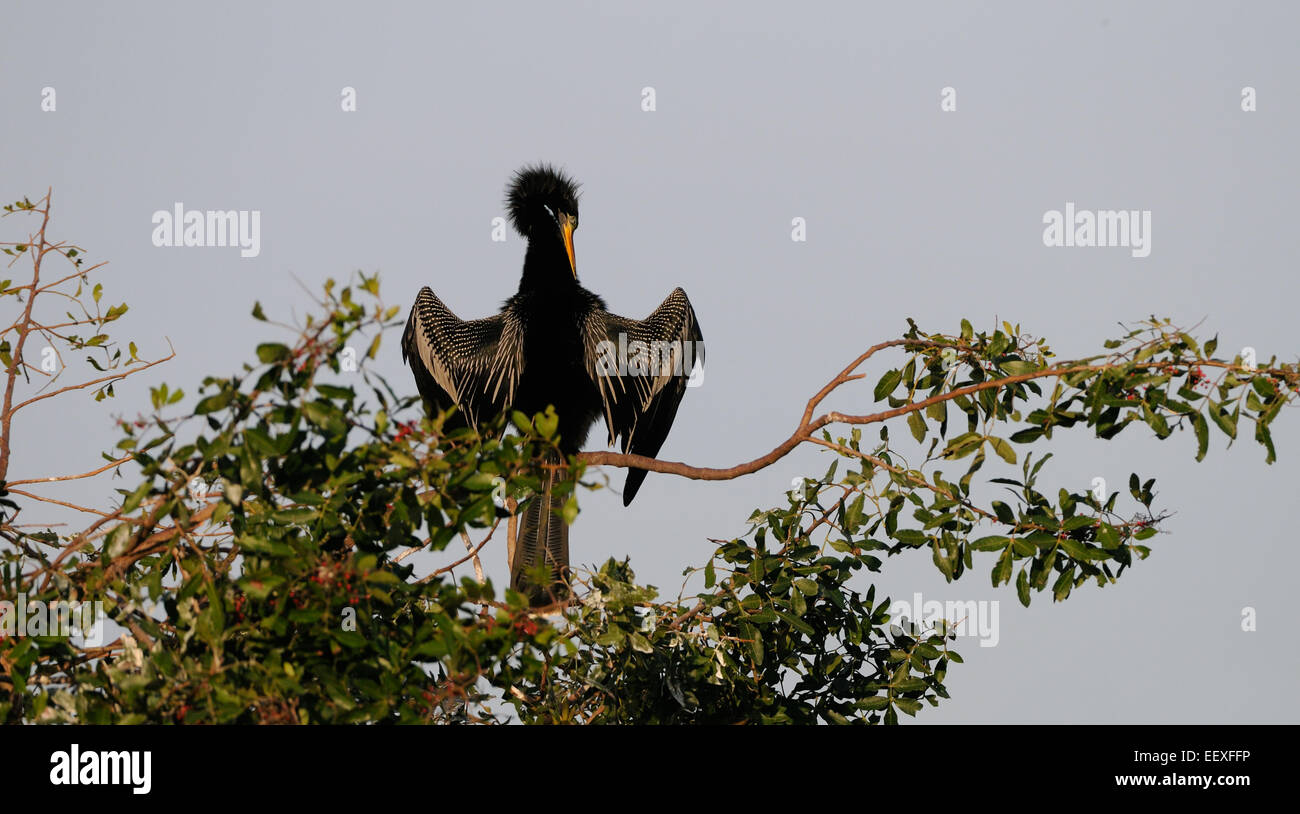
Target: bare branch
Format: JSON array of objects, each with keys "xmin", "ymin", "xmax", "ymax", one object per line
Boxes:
[
  {"xmin": 8, "ymin": 453, "xmax": 134, "ymax": 487},
  {"xmin": 0, "ymin": 189, "xmax": 52, "ymax": 481},
  {"xmin": 6, "ymin": 340, "xmax": 174, "ymax": 417}
]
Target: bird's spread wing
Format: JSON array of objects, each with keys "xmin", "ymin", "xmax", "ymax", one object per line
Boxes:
[
  {"xmin": 584, "ymin": 287, "xmax": 704, "ymax": 504},
  {"xmin": 402, "ymin": 286, "xmax": 523, "ymax": 426}
]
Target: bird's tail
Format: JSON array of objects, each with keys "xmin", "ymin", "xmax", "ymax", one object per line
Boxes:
[
  {"xmin": 622, "ymin": 467, "xmax": 650, "ymax": 506},
  {"xmin": 511, "ymin": 452, "xmax": 569, "ymax": 606}
]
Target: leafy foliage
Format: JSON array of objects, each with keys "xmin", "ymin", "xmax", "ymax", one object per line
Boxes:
[{"xmin": 1, "ymin": 196, "xmax": 1296, "ymax": 724}]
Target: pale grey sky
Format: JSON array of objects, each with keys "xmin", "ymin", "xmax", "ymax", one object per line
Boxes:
[{"xmin": 2, "ymin": 1, "xmax": 1296, "ymax": 722}]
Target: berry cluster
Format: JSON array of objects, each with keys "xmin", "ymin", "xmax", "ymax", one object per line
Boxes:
[
  {"xmin": 1264, "ymin": 373, "xmax": 1299, "ymax": 394},
  {"xmin": 114, "ymin": 414, "xmax": 150, "ymax": 430},
  {"xmin": 287, "ymin": 586, "xmax": 310, "ymax": 610},
  {"xmin": 293, "ymin": 340, "xmax": 322, "ymax": 374},
  {"xmin": 478, "ymin": 610, "xmax": 538, "ymax": 637},
  {"xmin": 306, "ymin": 561, "xmax": 370, "ymax": 605}
]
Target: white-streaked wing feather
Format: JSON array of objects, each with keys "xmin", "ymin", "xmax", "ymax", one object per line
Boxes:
[{"xmin": 401, "ymin": 287, "xmax": 522, "ymax": 425}]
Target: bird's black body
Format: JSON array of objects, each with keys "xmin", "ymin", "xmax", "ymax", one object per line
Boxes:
[
  {"xmin": 505, "ymin": 283, "xmax": 607, "ymax": 456},
  {"xmin": 402, "ymin": 165, "xmax": 703, "ymax": 604}
]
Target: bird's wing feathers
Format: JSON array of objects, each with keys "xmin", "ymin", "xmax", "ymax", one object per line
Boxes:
[
  {"xmin": 402, "ymin": 286, "xmax": 523, "ymax": 425},
  {"xmin": 584, "ymin": 287, "xmax": 703, "ymax": 504}
]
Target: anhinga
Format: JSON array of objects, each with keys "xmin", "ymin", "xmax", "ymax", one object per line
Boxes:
[{"xmin": 401, "ymin": 165, "xmax": 704, "ymax": 605}]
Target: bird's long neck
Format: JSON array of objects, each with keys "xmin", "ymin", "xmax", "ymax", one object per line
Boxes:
[{"xmin": 518, "ymin": 233, "xmax": 577, "ymax": 295}]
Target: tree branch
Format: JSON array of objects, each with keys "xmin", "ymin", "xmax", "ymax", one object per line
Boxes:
[
  {"xmin": 578, "ymin": 347, "xmax": 1280, "ymax": 483},
  {"xmin": 8, "ymin": 453, "xmax": 134, "ymax": 487},
  {"xmin": 0, "ymin": 189, "xmax": 52, "ymax": 481}
]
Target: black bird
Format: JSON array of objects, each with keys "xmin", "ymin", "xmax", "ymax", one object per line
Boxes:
[{"xmin": 401, "ymin": 165, "xmax": 703, "ymax": 604}]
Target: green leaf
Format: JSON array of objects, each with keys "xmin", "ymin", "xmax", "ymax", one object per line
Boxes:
[
  {"xmin": 1009, "ymin": 427, "xmax": 1044, "ymax": 444},
  {"xmin": 561, "ymin": 496, "xmax": 579, "ymax": 526},
  {"xmin": 941, "ymin": 433, "xmax": 982, "ymax": 460},
  {"xmin": 992, "ymin": 549, "xmax": 1013, "ymax": 586},
  {"xmin": 273, "ymin": 507, "xmax": 318, "ymax": 524},
  {"xmin": 874, "ymin": 370, "xmax": 901, "ymax": 402},
  {"xmin": 893, "ymin": 529, "xmax": 928, "ymax": 546},
  {"xmin": 595, "ymin": 630, "xmax": 624, "ymax": 647},
  {"xmin": 316, "ymin": 384, "xmax": 355, "ymax": 401},
  {"xmin": 1016, "ymin": 568, "xmax": 1030, "ymax": 607},
  {"xmin": 969, "ymin": 536, "xmax": 1009, "ymax": 552},
  {"xmin": 992, "ymin": 501, "xmax": 1015, "ymax": 525},
  {"xmin": 989, "ymin": 436, "xmax": 1017, "ymax": 464},
  {"xmin": 302, "ymin": 400, "xmax": 347, "ymax": 436},
  {"xmin": 1057, "ymin": 537, "xmax": 1095, "ymax": 562},
  {"xmin": 535, "ymin": 406, "xmax": 559, "ymax": 439},
  {"xmin": 1052, "ymin": 568, "xmax": 1074, "ymax": 601},
  {"xmin": 775, "ymin": 610, "xmax": 815, "ymax": 637},
  {"xmin": 194, "ymin": 390, "xmax": 233, "ymax": 415},
  {"xmin": 104, "ymin": 525, "xmax": 132, "ymax": 558},
  {"xmin": 844, "ymin": 494, "xmax": 865, "ymax": 532},
  {"xmin": 1192, "ymin": 412, "xmax": 1209, "ymax": 461},
  {"xmin": 461, "ymin": 471, "xmax": 497, "ymax": 491},
  {"xmin": 893, "ymin": 697, "xmax": 923, "ymax": 715},
  {"xmin": 1208, "ymin": 403, "xmax": 1237, "ymax": 440},
  {"xmin": 744, "ymin": 623, "xmax": 764, "ymax": 665},
  {"xmin": 1256, "ymin": 419, "xmax": 1276, "ymax": 464},
  {"xmin": 908, "ymin": 410, "xmax": 926, "ymax": 443},
  {"xmin": 256, "ymin": 343, "xmax": 291, "ymax": 364},
  {"xmin": 1096, "ymin": 524, "xmax": 1120, "ymax": 549},
  {"xmin": 510, "ymin": 410, "xmax": 533, "ymax": 434},
  {"xmin": 121, "ymin": 481, "xmax": 152, "ymax": 514},
  {"xmin": 1000, "ymin": 360, "xmax": 1038, "ymax": 376},
  {"xmin": 794, "ymin": 578, "xmax": 819, "ymax": 596}
]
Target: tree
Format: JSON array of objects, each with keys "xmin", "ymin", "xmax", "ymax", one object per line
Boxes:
[{"xmin": 1, "ymin": 192, "xmax": 1296, "ymax": 724}]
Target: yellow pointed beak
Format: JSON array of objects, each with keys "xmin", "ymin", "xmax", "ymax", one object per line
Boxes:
[{"xmin": 560, "ymin": 215, "xmax": 577, "ymax": 278}]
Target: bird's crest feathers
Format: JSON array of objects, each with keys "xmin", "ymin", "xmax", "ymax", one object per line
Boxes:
[{"xmin": 506, "ymin": 164, "xmax": 581, "ymax": 235}]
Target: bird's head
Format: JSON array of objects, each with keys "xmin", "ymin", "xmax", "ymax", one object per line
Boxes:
[{"xmin": 506, "ymin": 164, "xmax": 580, "ymax": 277}]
